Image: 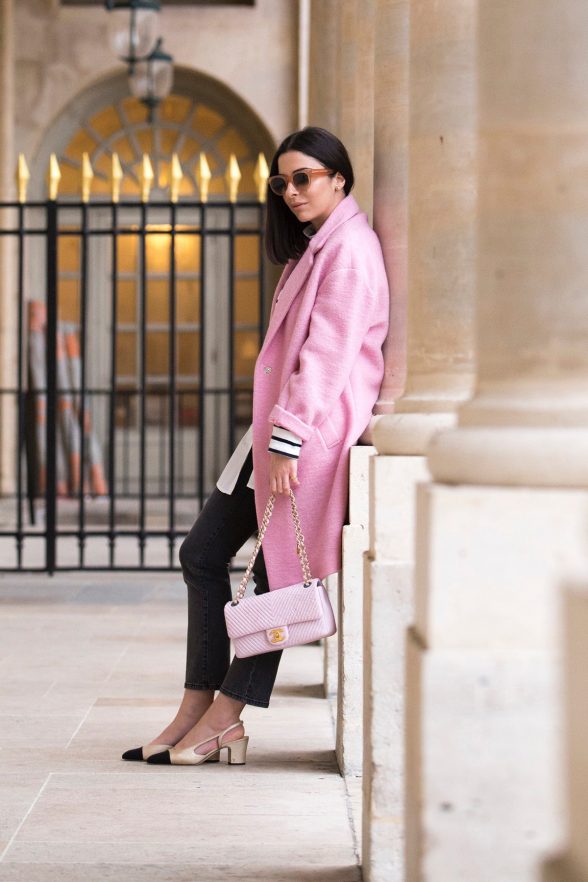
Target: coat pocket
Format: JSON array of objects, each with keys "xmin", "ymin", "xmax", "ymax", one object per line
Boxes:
[{"xmin": 317, "ymin": 412, "xmax": 342, "ymax": 448}]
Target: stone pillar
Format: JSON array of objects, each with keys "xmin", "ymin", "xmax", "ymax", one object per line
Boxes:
[
  {"xmin": 371, "ymin": 0, "xmax": 409, "ymax": 414},
  {"xmin": 0, "ymin": 0, "xmax": 16, "ymax": 494},
  {"xmin": 362, "ymin": 1, "xmax": 477, "ymax": 879},
  {"xmin": 408, "ymin": 2, "xmax": 588, "ymax": 878},
  {"xmin": 373, "ymin": 0, "xmax": 477, "ymax": 444},
  {"xmin": 427, "ymin": 0, "xmax": 588, "ymax": 488},
  {"xmin": 322, "ymin": 572, "xmax": 339, "ymax": 699},
  {"xmin": 542, "ymin": 586, "xmax": 588, "ymax": 882},
  {"xmin": 308, "ymin": 0, "xmax": 374, "ymax": 221},
  {"xmin": 335, "ymin": 445, "xmax": 374, "ymax": 777}
]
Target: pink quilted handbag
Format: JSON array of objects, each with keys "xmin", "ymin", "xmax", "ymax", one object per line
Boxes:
[{"xmin": 224, "ymin": 490, "xmax": 337, "ymax": 658}]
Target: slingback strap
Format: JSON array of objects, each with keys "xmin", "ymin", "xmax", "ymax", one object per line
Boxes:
[
  {"xmin": 231, "ymin": 489, "xmax": 313, "ymax": 606},
  {"xmin": 193, "ymin": 720, "xmax": 244, "ymax": 752}
]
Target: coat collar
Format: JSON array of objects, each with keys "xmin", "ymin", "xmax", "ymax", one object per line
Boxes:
[
  {"xmin": 260, "ymin": 194, "xmax": 363, "ymax": 356},
  {"xmin": 305, "ymin": 193, "xmax": 362, "ymax": 254}
]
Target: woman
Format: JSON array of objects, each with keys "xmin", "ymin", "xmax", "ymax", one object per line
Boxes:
[{"xmin": 122, "ymin": 126, "xmax": 390, "ymax": 766}]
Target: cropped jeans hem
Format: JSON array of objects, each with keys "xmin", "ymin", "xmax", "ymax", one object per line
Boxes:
[{"xmin": 218, "ymin": 685, "xmax": 271, "ymax": 709}]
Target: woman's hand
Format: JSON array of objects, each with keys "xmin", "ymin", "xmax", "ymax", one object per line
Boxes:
[{"xmin": 269, "ymin": 452, "xmax": 300, "ymax": 495}]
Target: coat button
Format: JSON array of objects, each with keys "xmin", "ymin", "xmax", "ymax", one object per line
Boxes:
[{"xmin": 264, "ymin": 366, "xmax": 272, "ymax": 374}]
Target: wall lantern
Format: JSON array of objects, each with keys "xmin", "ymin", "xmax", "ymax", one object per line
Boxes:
[
  {"xmin": 128, "ymin": 38, "xmax": 174, "ymax": 122},
  {"xmin": 104, "ymin": 0, "xmax": 161, "ymax": 71}
]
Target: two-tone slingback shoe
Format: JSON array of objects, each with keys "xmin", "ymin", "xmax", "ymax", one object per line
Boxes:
[
  {"xmin": 121, "ymin": 743, "xmax": 221, "ymax": 763},
  {"xmin": 146, "ymin": 720, "xmax": 249, "ymax": 766}
]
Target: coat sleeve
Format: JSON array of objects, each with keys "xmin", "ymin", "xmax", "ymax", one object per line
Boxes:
[{"xmin": 268, "ymin": 267, "xmax": 378, "ymax": 440}]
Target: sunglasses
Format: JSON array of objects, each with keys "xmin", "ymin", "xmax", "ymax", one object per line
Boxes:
[{"xmin": 268, "ymin": 167, "xmax": 335, "ymax": 196}]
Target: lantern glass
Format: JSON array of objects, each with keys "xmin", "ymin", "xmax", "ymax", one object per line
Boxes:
[
  {"xmin": 108, "ymin": 5, "xmax": 159, "ymax": 62},
  {"xmin": 129, "ymin": 55, "xmax": 173, "ymax": 102}
]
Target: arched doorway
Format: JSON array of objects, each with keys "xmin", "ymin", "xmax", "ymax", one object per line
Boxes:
[{"xmin": 18, "ymin": 68, "xmax": 279, "ymax": 568}]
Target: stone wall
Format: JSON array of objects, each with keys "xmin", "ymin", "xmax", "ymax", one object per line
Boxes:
[{"xmin": 14, "ymin": 0, "xmax": 298, "ymax": 166}]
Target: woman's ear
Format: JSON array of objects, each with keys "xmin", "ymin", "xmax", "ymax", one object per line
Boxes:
[{"xmin": 335, "ymin": 172, "xmax": 345, "ymax": 190}]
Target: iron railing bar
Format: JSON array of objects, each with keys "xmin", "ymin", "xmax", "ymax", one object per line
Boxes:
[
  {"xmin": 228, "ymin": 203, "xmax": 235, "ymax": 456},
  {"xmin": 168, "ymin": 202, "xmax": 177, "ymax": 565},
  {"xmin": 108, "ymin": 201, "xmax": 119, "ymax": 568},
  {"xmin": 15, "ymin": 203, "xmax": 25, "ymax": 566},
  {"xmin": 198, "ymin": 205, "xmax": 206, "ymax": 511},
  {"xmin": 77, "ymin": 201, "xmax": 90, "ymax": 568},
  {"xmin": 45, "ymin": 200, "xmax": 58, "ymax": 574},
  {"xmin": 138, "ymin": 202, "xmax": 147, "ymax": 566}
]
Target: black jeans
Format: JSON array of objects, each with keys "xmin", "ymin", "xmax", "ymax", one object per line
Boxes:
[{"xmin": 178, "ymin": 449, "xmax": 283, "ymax": 708}]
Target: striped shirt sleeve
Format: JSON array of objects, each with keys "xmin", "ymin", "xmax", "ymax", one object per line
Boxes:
[{"xmin": 268, "ymin": 425, "xmax": 303, "ymax": 459}]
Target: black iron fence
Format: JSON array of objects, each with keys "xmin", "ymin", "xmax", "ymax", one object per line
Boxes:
[{"xmin": 0, "ymin": 195, "xmax": 267, "ymax": 571}]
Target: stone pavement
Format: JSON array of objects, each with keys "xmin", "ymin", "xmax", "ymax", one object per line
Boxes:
[{"xmin": 0, "ymin": 572, "xmax": 361, "ymax": 881}]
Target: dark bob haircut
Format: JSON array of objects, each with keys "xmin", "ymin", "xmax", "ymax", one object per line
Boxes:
[{"xmin": 265, "ymin": 126, "xmax": 355, "ymax": 265}]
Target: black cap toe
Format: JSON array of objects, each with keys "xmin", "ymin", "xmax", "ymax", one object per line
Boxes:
[
  {"xmin": 146, "ymin": 750, "xmax": 172, "ymax": 764},
  {"xmin": 122, "ymin": 747, "xmax": 144, "ymax": 761}
]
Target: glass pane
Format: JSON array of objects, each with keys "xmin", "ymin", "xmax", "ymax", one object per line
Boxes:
[
  {"xmin": 63, "ymin": 130, "xmax": 97, "ymax": 161},
  {"xmin": 159, "ymin": 94, "xmax": 192, "ymax": 124},
  {"xmin": 89, "ymin": 106, "xmax": 123, "ymax": 139},
  {"xmin": 177, "ymin": 279, "xmax": 200, "ymax": 324},
  {"xmin": 216, "ymin": 128, "xmax": 249, "ymax": 161},
  {"xmin": 146, "ymin": 232, "xmax": 170, "ymax": 274},
  {"xmin": 58, "ymin": 279, "xmax": 79, "ymax": 323},
  {"xmin": 117, "ymin": 280, "xmax": 136, "ymax": 323},
  {"xmin": 59, "ymin": 235, "xmax": 80, "ymax": 273},
  {"xmin": 235, "ymin": 235, "xmax": 259, "ymax": 273},
  {"xmin": 234, "ymin": 330, "xmax": 258, "ymax": 377},
  {"xmin": 135, "ymin": 129, "xmax": 153, "ymax": 155},
  {"xmin": 121, "ymin": 96, "xmax": 148, "ymax": 125},
  {"xmin": 234, "ymin": 277, "xmax": 259, "ymax": 325},
  {"xmin": 175, "ymin": 233, "xmax": 200, "ymax": 274},
  {"xmin": 147, "ymin": 331, "xmax": 169, "ymax": 376},
  {"xmin": 118, "ymin": 235, "xmax": 138, "ymax": 273},
  {"xmin": 191, "ymin": 105, "xmax": 225, "ymax": 139},
  {"xmin": 117, "ymin": 331, "xmax": 136, "ymax": 377},
  {"xmin": 177, "ymin": 137, "xmax": 201, "ymax": 164},
  {"xmin": 58, "ymin": 164, "xmax": 81, "ymax": 196},
  {"xmin": 158, "ymin": 128, "xmax": 179, "ymax": 156},
  {"xmin": 111, "ymin": 136, "xmax": 136, "ymax": 164},
  {"xmin": 178, "ymin": 332, "xmax": 200, "ymax": 377},
  {"xmin": 147, "ymin": 280, "xmax": 169, "ymax": 324},
  {"xmin": 178, "ymin": 391, "xmax": 199, "ymax": 428}
]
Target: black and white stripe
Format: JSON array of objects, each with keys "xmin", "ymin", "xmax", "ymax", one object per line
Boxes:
[{"xmin": 268, "ymin": 425, "xmax": 303, "ymax": 459}]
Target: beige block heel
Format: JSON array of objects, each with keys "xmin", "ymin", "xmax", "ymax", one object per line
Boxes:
[
  {"xmin": 226, "ymin": 736, "xmax": 249, "ymax": 765},
  {"xmin": 146, "ymin": 719, "xmax": 247, "ymax": 766}
]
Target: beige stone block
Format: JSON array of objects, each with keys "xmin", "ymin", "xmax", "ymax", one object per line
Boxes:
[
  {"xmin": 407, "ymin": 643, "xmax": 566, "ymax": 882},
  {"xmin": 349, "ymin": 445, "xmax": 376, "ymax": 526},
  {"xmin": 369, "ymin": 455, "xmax": 429, "ymax": 561},
  {"xmin": 414, "ymin": 483, "xmax": 588, "ymax": 651},
  {"xmin": 336, "ymin": 524, "xmax": 367, "ymax": 777},
  {"xmin": 0, "ymin": 865, "xmax": 361, "ymax": 882},
  {"xmin": 564, "ymin": 586, "xmax": 588, "ymax": 875},
  {"xmin": 363, "ymin": 557, "xmax": 414, "ymax": 882},
  {"xmin": 541, "ymin": 855, "xmax": 583, "ymax": 882},
  {"xmin": 323, "ymin": 572, "xmax": 339, "ymax": 698}
]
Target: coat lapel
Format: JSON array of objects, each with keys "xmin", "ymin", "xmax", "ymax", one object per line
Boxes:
[{"xmin": 260, "ymin": 195, "xmax": 363, "ymax": 355}]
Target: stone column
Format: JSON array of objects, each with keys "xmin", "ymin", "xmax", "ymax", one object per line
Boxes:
[
  {"xmin": 427, "ymin": 0, "xmax": 588, "ymax": 488},
  {"xmin": 335, "ymin": 445, "xmax": 374, "ymax": 778},
  {"xmin": 370, "ymin": 0, "xmax": 410, "ymax": 415},
  {"xmin": 372, "ymin": 0, "xmax": 477, "ymax": 446},
  {"xmin": 0, "ymin": 0, "xmax": 16, "ymax": 494},
  {"xmin": 308, "ymin": 0, "xmax": 375, "ymax": 221},
  {"xmin": 542, "ymin": 586, "xmax": 588, "ymax": 882},
  {"xmin": 409, "ymin": 2, "xmax": 588, "ymax": 878},
  {"xmin": 362, "ymin": 1, "xmax": 477, "ymax": 879}
]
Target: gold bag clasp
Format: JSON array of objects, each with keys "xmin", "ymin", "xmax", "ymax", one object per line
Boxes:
[{"xmin": 266, "ymin": 627, "xmax": 288, "ymax": 644}]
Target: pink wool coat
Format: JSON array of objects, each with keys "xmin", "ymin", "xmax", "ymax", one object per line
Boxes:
[{"xmin": 252, "ymin": 193, "xmax": 390, "ymax": 589}]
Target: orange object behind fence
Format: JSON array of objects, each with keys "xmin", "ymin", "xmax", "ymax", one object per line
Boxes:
[{"xmin": 27, "ymin": 300, "xmax": 108, "ymax": 497}]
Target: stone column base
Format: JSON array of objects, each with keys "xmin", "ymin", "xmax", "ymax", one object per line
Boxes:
[{"xmin": 406, "ymin": 482, "xmax": 588, "ymax": 881}]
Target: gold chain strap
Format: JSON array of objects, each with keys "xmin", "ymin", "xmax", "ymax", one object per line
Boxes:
[{"xmin": 231, "ymin": 489, "xmax": 313, "ymax": 605}]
